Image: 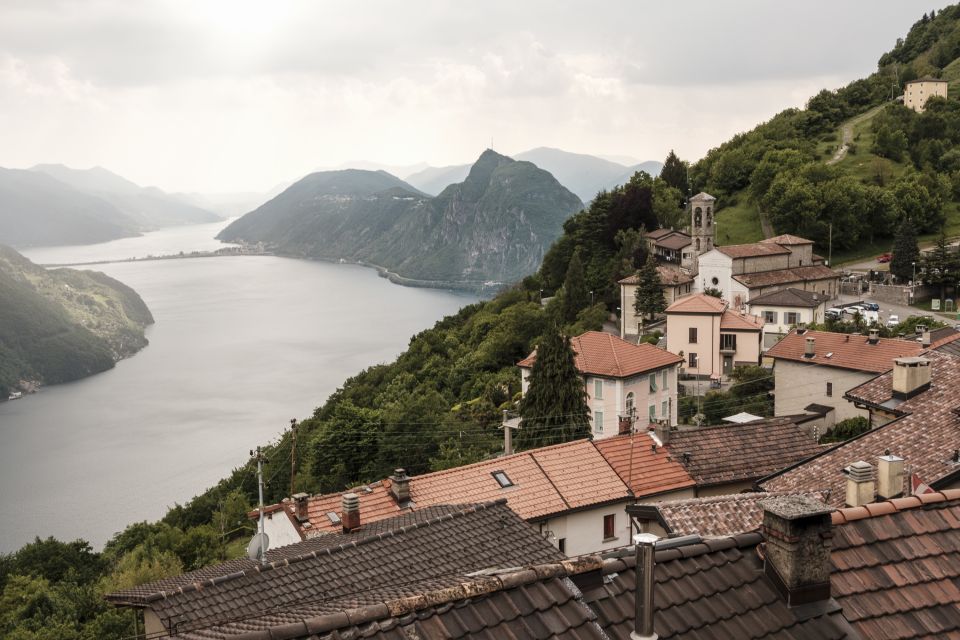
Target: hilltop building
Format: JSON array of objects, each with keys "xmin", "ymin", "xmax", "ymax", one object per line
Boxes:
[
  {"xmin": 617, "ymin": 267, "xmax": 692, "ymax": 337},
  {"xmin": 687, "ymin": 192, "xmax": 716, "ymax": 273},
  {"xmin": 904, "ymin": 77, "xmax": 949, "ymax": 112},
  {"xmin": 519, "ymin": 331, "xmax": 682, "ymax": 436}
]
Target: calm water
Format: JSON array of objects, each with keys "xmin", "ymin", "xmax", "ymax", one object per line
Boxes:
[{"xmin": 0, "ymin": 223, "xmax": 475, "ymax": 552}]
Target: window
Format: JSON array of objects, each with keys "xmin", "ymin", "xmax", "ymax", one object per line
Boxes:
[
  {"xmin": 326, "ymin": 512, "xmax": 341, "ymax": 525},
  {"xmin": 764, "ymin": 310, "xmax": 777, "ymax": 324},
  {"xmin": 689, "ymin": 352, "xmax": 698, "ymax": 368},
  {"xmin": 721, "ymin": 334, "xmax": 737, "ymax": 351},
  {"xmin": 649, "ymin": 404, "xmax": 656, "ymax": 421},
  {"xmin": 594, "ymin": 410, "xmax": 604, "ymax": 434},
  {"xmin": 826, "ymin": 382, "xmax": 833, "ymax": 397},
  {"xmin": 785, "ymin": 312, "xmax": 801, "ymax": 325},
  {"xmin": 711, "ymin": 277, "xmax": 719, "ymax": 286},
  {"xmin": 492, "ymin": 471, "xmax": 513, "ymax": 488},
  {"xmin": 689, "ymin": 327, "xmax": 698, "ymax": 343},
  {"xmin": 662, "ymin": 369, "xmax": 669, "ymax": 390},
  {"xmin": 558, "ymin": 538, "xmax": 566, "ymax": 554},
  {"xmin": 649, "ymin": 374, "xmax": 657, "ymax": 393},
  {"xmin": 661, "ymin": 400, "xmax": 668, "ymax": 417},
  {"xmin": 625, "ymin": 392, "xmax": 635, "ymax": 415},
  {"xmin": 594, "ymin": 378, "xmax": 603, "ymax": 399},
  {"xmin": 603, "ymin": 514, "xmax": 616, "ymax": 540},
  {"xmin": 694, "ymin": 207, "xmax": 702, "ymax": 227}
]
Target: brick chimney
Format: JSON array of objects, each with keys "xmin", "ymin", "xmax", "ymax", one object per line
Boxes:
[
  {"xmin": 654, "ymin": 421, "xmax": 671, "ymax": 446},
  {"xmin": 921, "ymin": 330, "xmax": 931, "ymax": 347},
  {"xmin": 619, "ymin": 415, "xmax": 632, "ymax": 435},
  {"xmin": 292, "ymin": 492, "xmax": 309, "ymax": 523},
  {"xmin": 844, "ymin": 460, "xmax": 875, "ymax": 507},
  {"xmin": 877, "ymin": 454, "xmax": 905, "ymax": 499},
  {"xmin": 804, "ymin": 336, "xmax": 815, "ymax": 358},
  {"xmin": 868, "ymin": 328, "xmax": 879, "ymax": 345},
  {"xmin": 892, "ymin": 357, "xmax": 931, "ymax": 400},
  {"xmin": 390, "ymin": 468, "xmax": 411, "ymax": 504},
  {"xmin": 760, "ymin": 495, "xmax": 833, "ymax": 606},
  {"xmin": 341, "ymin": 492, "xmax": 360, "ymax": 533}
]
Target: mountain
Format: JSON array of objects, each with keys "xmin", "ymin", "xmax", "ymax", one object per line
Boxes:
[
  {"xmin": 30, "ymin": 164, "xmax": 221, "ymax": 228},
  {"xmin": 217, "ymin": 150, "xmax": 584, "ymax": 285},
  {"xmin": 405, "ymin": 148, "xmax": 663, "ymax": 202},
  {"xmin": 0, "ymin": 167, "xmax": 141, "ymax": 248},
  {"xmin": 0, "ymin": 245, "xmax": 153, "ymax": 398}
]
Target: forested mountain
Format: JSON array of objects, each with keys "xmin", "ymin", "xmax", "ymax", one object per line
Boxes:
[
  {"xmin": 691, "ymin": 6, "xmax": 960, "ymax": 255},
  {"xmin": 31, "ymin": 164, "xmax": 221, "ymax": 228},
  {"xmin": 218, "ymin": 150, "xmax": 584, "ymax": 285},
  {"xmin": 404, "ymin": 148, "xmax": 663, "ymax": 203},
  {"xmin": 0, "ymin": 245, "xmax": 153, "ymax": 398}
]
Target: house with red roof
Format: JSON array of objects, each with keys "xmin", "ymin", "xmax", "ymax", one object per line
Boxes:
[
  {"xmin": 518, "ymin": 331, "xmax": 683, "ymax": 437},
  {"xmin": 665, "ymin": 293, "xmax": 763, "ymax": 380}
]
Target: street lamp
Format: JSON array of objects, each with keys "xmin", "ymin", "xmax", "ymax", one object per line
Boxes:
[
  {"xmin": 590, "ymin": 290, "xmax": 594, "ymax": 305},
  {"xmin": 912, "ymin": 261, "xmax": 916, "ymax": 285}
]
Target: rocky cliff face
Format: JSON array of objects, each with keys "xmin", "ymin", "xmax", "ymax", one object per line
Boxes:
[{"xmin": 217, "ymin": 150, "xmax": 583, "ymax": 286}]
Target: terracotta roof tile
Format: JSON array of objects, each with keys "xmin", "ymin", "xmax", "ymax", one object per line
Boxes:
[
  {"xmin": 656, "ymin": 234, "xmax": 692, "ymax": 251},
  {"xmin": 747, "ymin": 287, "xmax": 826, "ymax": 308},
  {"xmin": 733, "ymin": 264, "xmax": 839, "ymax": 288},
  {"xmin": 716, "ymin": 242, "xmax": 792, "ymax": 258},
  {"xmin": 518, "ymin": 331, "xmax": 682, "ymax": 379},
  {"xmin": 766, "ymin": 329, "xmax": 921, "ymax": 373},
  {"xmin": 760, "ymin": 234, "xmax": 815, "ymax": 246},
  {"xmin": 665, "ymin": 292, "xmax": 726, "ymax": 314},
  {"xmin": 648, "ymin": 491, "xmax": 828, "ymax": 537},
  {"xmin": 720, "ymin": 309, "xmax": 764, "ymax": 331},
  {"xmin": 617, "ymin": 266, "xmax": 692, "ymax": 287},
  {"xmin": 593, "ymin": 432, "xmax": 695, "ymax": 496},
  {"xmin": 761, "ymin": 350, "xmax": 960, "ymax": 505}
]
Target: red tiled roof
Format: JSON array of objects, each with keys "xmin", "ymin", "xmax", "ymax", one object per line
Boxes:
[
  {"xmin": 766, "ymin": 329, "xmax": 921, "ymax": 373},
  {"xmin": 760, "ymin": 234, "xmax": 814, "ymax": 246},
  {"xmin": 761, "ymin": 349, "xmax": 960, "ymax": 504},
  {"xmin": 649, "ymin": 490, "xmax": 828, "ymax": 537},
  {"xmin": 720, "ymin": 309, "xmax": 763, "ymax": 331},
  {"xmin": 733, "ymin": 264, "xmax": 839, "ymax": 288},
  {"xmin": 304, "ymin": 481, "xmax": 403, "ymax": 535},
  {"xmin": 656, "ymin": 234, "xmax": 692, "ymax": 251},
  {"xmin": 931, "ymin": 329, "xmax": 960, "ymax": 350},
  {"xmin": 518, "ymin": 331, "xmax": 682, "ymax": 379},
  {"xmin": 716, "ymin": 242, "xmax": 791, "ymax": 258},
  {"xmin": 665, "ymin": 292, "xmax": 726, "ymax": 314},
  {"xmin": 617, "ymin": 266, "xmax": 692, "ymax": 287},
  {"xmin": 646, "ymin": 228, "xmax": 677, "ymax": 240},
  {"xmin": 593, "ymin": 432, "xmax": 695, "ymax": 496}
]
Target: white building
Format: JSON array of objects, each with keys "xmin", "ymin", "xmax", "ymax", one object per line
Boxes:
[
  {"xmin": 904, "ymin": 77, "xmax": 948, "ymax": 113},
  {"xmin": 747, "ymin": 287, "xmax": 828, "ymax": 350}
]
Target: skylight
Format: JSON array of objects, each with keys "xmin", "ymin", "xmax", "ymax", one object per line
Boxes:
[
  {"xmin": 326, "ymin": 511, "xmax": 341, "ymax": 525},
  {"xmin": 492, "ymin": 470, "xmax": 513, "ymax": 488}
]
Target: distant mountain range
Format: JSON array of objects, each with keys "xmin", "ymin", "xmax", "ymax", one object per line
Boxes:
[
  {"xmin": 218, "ymin": 150, "xmax": 584, "ymax": 286},
  {"xmin": 405, "ymin": 147, "xmax": 662, "ymax": 203},
  {"xmin": 0, "ymin": 165, "xmax": 221, "ymax": 248}
]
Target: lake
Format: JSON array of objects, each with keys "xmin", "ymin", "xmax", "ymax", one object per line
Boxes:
[{"xmin": 0, "ymin": 221, "xmax": 476, "ymax": 552}]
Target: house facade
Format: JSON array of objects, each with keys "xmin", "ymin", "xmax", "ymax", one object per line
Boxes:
[
  {"xmin": 747, "ymin": 287, "xmax": 828, "ymax": 350},
  {"xmin": 519, "ymin": 331, "xmax": 682, "ymax": 436},
  {"xmin": 618, "ymin": 266, "xmax": 693, "ymax": 337},
  {"xmin": 665, "ymin": 293, "xmax": 763, "ymax": 379},
  {"xmin": 904, "ymin": 77, "xmax": 948, "ymax": 112}
]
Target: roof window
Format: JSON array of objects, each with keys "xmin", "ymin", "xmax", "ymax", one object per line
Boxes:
[
  {"xmin": 326, "ymin": 511, "xmax": 341, "ymax": 525},
  {"xmin": 492, "ymin": 470, "xmax": 514, "ymax": 488}
]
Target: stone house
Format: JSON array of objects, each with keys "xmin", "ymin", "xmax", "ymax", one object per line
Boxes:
[
  {"xmin": 746, "ymin": 287, "xmax": 828, "ymax": 350},
  {"xmin": 904, "ymin": 77, "xmax": 948, "ymax": 112}
]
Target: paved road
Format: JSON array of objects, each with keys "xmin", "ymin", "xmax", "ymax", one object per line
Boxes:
[{"xmin": 834, "ymin": 293, "xmax": 957, "ymax": 329}]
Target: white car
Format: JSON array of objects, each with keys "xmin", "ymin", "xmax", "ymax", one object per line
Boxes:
[{"xmin": 887, "ymin": 314, "xmax": 900, "ymax": 327}]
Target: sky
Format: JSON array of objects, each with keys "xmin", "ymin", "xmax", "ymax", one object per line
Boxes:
[{"xmin": 0, "ymin": 1, "xmax": 954, "ymax": 194}]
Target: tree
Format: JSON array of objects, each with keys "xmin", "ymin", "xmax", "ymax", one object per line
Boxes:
[
  {"xmin": 660, "ymin": 150, "xmax": 689, "ymax": 195},
  {"xmin": 517, "ymin": 325, "xmax": 590, "ymax": 449},
  {"xmin": 921, "ymin": 228, "xmax": 959, "ymax": 301},
  {"xmin": 890, "ymin": 216, "xmax": 920, "ymax": 283},
  {"xmin": 633, "ymin": 253, "xmax": 666, "ymax": 321},
  {"xmin": 873, "ymin": 125, "xmax": 908, "ymax": 161},
  {"xmin": 560, "ymin": 249, "xmax": 589, "ymax": 323}
]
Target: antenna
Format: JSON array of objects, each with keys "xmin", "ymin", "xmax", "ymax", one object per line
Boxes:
[
  {"xmin": 247, "ymin": 447, "xmax": 270, "ymax": 563},
  {"xmin": 289, "ymin": 418, "xmax": 298, "ymax": 497}
]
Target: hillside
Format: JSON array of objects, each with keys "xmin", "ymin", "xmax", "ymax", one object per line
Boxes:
[
  {"xmin": 218, "ymin": 150, "xmax": 584, "ymax": 286},
  {"xmin": 31, "ymin": 164, "xmax": 221, "ymax": 229},
  {"xmin": 405, "ymin": 148, "xmax": 663, "ymax": 202},
  {"xmin": 0, "ymin": 245, "xmax": 154, "ymax": 398},
  {"xmin": 693, "ymin": 7, "xmax": 960, "ymax": 262}
]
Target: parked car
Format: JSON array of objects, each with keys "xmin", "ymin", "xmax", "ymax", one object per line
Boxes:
[
  {"xmin": 887, "ymin": 314, "xmax": 900, "ymax": 327},
  {"xmin": 825, "ymin": 307, "xmax": 842, "ymax": 320},
  {"xmin": 843, "ymin": 306, "xmax": 865, "ymax": 316},
  {"xmin": 877, "ymin": 253, "xmax": 892, "ymax": 263},
  {"xmin": 862, "ymin": 301, "xmax": 880, "ymax": 311}
]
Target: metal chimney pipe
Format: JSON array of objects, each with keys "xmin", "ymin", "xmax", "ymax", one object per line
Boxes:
[{"xmin": 631, "ymin": 532, "xmax": 659, "ymax": 640}]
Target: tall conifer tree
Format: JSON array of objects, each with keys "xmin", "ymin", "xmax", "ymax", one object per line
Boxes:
[
  {"xmin": 660, "ymin": 150, "xmax": 689, "ymax": 195},
  {"xmin": 560, "ymin": 249, "xmax": 590, "ymax": 322},
  {"xmin": 634, "ymin": 253, "xmax": 667, "ymax": 320},
  {"xmin": 890, "ymin": 217, "xmax": 920, "ymax": 283},
  {"xmin": 517, "ymin": 325, "xmax": 591, "ymax": 449}
]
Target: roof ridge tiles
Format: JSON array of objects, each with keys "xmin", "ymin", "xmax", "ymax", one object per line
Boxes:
[{"xmin": 830, "ymin": 489, "xmax": 960, "ymax": 525}]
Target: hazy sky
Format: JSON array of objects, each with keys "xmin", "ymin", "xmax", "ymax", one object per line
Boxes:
[{"xmin": 0, "ymin": 1, "xmax": 952, "ymax": 193}]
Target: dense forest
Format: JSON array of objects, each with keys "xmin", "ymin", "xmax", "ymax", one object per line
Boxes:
[{"xmin": 6, "ymin": 8, "xmax": 960, "ymax": 639}]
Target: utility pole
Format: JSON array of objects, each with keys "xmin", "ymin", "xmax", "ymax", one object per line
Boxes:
[
  {"xmin": 289, "ymin": 418, "xmax": 297, "ymax": 497},
  {"xmin": 828, "ymin": 222, "xmax": 833, "ymax": 267},
  {"xmin": 501, "ymin": 409, "xmax": 519, "ymax": 456}
]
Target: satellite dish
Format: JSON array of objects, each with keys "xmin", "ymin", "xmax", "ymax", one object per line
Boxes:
[{"xmin": 246, "ymin": 532, "xmax": 269, "ymax": 562}]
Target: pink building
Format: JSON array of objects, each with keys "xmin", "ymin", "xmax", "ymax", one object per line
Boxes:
[{"xmin": 665, "ymin": 293, "xmax": 763, "ymax": 380}]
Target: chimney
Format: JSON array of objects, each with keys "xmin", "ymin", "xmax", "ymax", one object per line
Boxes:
[
  {"xmin": 390, "ymin": 468, "xmax": 411, "ymax": 504},
  {"xmin": 804, "ymin": 336, "xmax": 815, "ymax": 358},
  {"xmin": 341, "ymin": 492, "xmax": 360, "ymax": 533},
  {"xmin": 292, "ymin": 492, "xmax": 309, "ymax": 523},
  {"xmin": 631, "ymin": 532, "xmax": 659, "ymax": 640},
  {"xmin": 892, "ymin": 357, "xmax": 932, "ymax": 400},
  {"xmin": 921, "ymin": 331, "xmax": 931, "ymax": 347},
  {"xmin": 877, "ymin": 454, "xmax": 905, "ymax": 499},
  {"xmin": 868, "ymin": 328, "xmax": 879, "ymax": 345},
  {"xmin": 619, "ymin": 415, "xmax": 633, "ymax": 435},
  {"xmin": 654, "ymin": 421, "xmax": 671, "ymax": 445},
  {"xmin": 760, "ymin": 495, "xmax": 833, "ymax": 606},
  {"xmin": 844, "ymin": 460, "xmax": 875, "ymax": 507}
]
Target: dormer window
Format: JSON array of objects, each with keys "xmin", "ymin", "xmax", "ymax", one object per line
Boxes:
[{"xmin": 492, "ymin": 470, "xmax": 513, "ymax": 488}]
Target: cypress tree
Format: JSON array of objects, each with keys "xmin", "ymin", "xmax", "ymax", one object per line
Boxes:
[
  {"xmin": 560, "ymin": 249, "xmax": 590, "ymax": 323},
  {"xmin": 890, "ymin": 217, "xmax": 920, "ymax": 283},
  {"xmin": 660, "ymin": 150, "xmax": 689, "ymax": 195},
  {"xmin": 634, "ymin": 253, "xmax": 667, "ymax": 320},
  {"xmin": 517, "ymin": 325, "xmax": 591, "ymax": 449}
]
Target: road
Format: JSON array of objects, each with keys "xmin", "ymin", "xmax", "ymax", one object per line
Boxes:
[
  {"xmin": 827, "ymin": 104, "xmax": 887, "ymax": 166},
  {"xmin": 834, "ymin": 292, "xmax": 957, "ymax": 329}
]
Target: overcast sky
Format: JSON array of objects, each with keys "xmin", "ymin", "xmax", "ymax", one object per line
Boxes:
[{"xmin": 0, "ymin": 1, "xmax": 953, "ymax": 193}]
